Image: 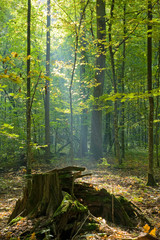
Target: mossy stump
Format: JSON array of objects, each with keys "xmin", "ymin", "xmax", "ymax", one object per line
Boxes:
[
  {"xmin": 8, "ymin": 166, "xmax": 149, "ymax": 239},
  {"xmin": 8, "ymin": 170, "xmax": 62, "ymax": 222},
  {"xmin": 73, "ymin": 182, "xmax": 137, "ymax": 227}
]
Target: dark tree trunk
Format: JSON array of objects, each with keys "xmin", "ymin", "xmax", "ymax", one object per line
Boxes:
[
  {"xmin": 90, "ymin": 0, "xmax": 106, "ymax": 161},
  {"xmin": 80, "ymin": 110, "xmax": 88, "ymax": 157},
  {"xmin": 26, "ymin": 0, "xmax": 31, "ymax": 175},
  {"xmin": 45, "ymin": 0, "xmax": 51, "ymax": 160},
  {"xmin": 79, "ymin": 0, "xmax": 88, "ymax": 158},
  {"xmin": 108, "ymin": 0, "xmax": 121, "ymax": 164},
  {"xmin": 103, "ymin": 111, "xmax": 112, "ymax": 153},
  {"xmin": 120, "ymin": 4, "xmax": 126, "ymax": 160},
  {"xmin": 147, "ymin": 0, "xmax": 156, "ymax": 186},
  {"xmin": 155, "ymin": 40, "xmax": 160, "ymax": 168}
]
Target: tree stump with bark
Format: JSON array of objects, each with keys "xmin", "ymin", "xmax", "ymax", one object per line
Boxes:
[{"xmin": 8, "ymin": 166, "xmax": 149, "ymax": 239}]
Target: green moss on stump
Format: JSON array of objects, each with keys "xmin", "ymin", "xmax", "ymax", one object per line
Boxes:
[{"xmin": 53, "ymin": 192, "xmax": 88, "ymax": 218}]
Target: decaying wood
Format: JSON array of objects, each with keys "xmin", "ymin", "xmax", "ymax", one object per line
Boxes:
[
  {"xmin": 8, "ymin": 166, "xmax": 151, "ymax": 239},
  {"xmin": 73, "ymin": 182, "xmax": 138, "ymax": 227},
  {"xmin": 8, "ymin": 170, "xmax": 62, "ymax": 222}
]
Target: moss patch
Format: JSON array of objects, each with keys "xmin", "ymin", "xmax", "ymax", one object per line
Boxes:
[{"xmin": 53, "ymin": 192, "xmax": 88, "ymax": 218}]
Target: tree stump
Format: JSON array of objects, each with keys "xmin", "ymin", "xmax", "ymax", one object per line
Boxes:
[
  {"xmin": 74, "ymin": 182, "xmax": 136, "ymax": 227},
  {"xmin": 51, "ymin": 192, "xmax": 88, "ymax": 240},
  {"xmin": 8, "ymin": 166, "xmax": 150, "ymax": 239},
  {"xmin": 8, "ymin": 170, "xmax": 62, "ymax": 222}
]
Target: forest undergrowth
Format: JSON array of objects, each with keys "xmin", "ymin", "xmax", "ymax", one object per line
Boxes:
[{"xmin": 0, "ymin": 156, "xmax": 160, "ymax": 239}]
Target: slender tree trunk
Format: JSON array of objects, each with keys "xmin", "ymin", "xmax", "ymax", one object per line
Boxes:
[
  {"xmin": 155, "ymin": 94, "xmax": 159, "ymax": 167},
  {"xmin": 79, "ymin": 0, "xmax": 88, "ymax": 158},
  {"xmin": 45, "ymin": 0, "xmax": 51, "ymax": 160},
  {"xmin": 55, "ymin": 128, "xmax": 58, "ymax": 154},
  {"xmin": 108, "ymin": 0, "xmax": 121, "ymax": 164},
  {"xmin": 120, "ymin": 4, "xmax": 126, "ymax": 160},
  {"xmin": 104, "ymin": 111, "xmax": 112, "ymax": 153},
  {"xmin": 80, "ymin": 105, "xmax": 88, "ymax": 158},
  {"xmin": 26, "ymin": 0, "xmax": 31, "ymax": 175},
  {"xmin": 147, "ymin": 0, "xmax": 156, "ymax": 186},
  {"xmin": 144, "ymin": 100, "xmax": 148, "ymax": 148},
  {"xmin": 155, "ymin": 40, "xmax": 160, "ymax": 167},
  {"xmin": 69, "ymin": 87, "xmax": 74, "ymax": 163},
  {"xmin": 69, "ymin": 1, "xmax": 79, "ymax": 163},
  {"xmin": 69, "ymin": 34, "xmax": 77, "ymax": 163},
  {"xmin": 90, "ymin": 0, "xmax": 106, "ymax": 161}
]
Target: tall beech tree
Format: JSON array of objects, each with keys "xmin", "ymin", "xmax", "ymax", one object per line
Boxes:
[
  {"xmin": 45, "ymin": 0, "xmax": 51, "ymax": 160},
  {"xmin": 108, "ymin": 0, "xmax": 121, "ymax": 164},
  {"xmin": 120, "ymin": 3, "xmax": 126, "ymax": 160},
  {"xmin": 155, "ymin": 40, "xmax": 160, "ymax": 168},
  {"xmin": 147, "ymin": 0, "xmax": 156, "ymax": 186},
  {"xmin": 90, "ymin": 0, "xmax": 106, "ymax": 161},
  {"xmin": 26, "ymin": 0, "xmax": 31, "ymax": 174},
  {"xmin": 155, "ymin": 1, "xmax": 160, "ymax": 168},
  {"xmin": 79, "ymin": 0, "xmax": 88, "ymax": 158}
]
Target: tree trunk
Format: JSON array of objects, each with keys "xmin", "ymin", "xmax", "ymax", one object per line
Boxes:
[
  {"xmin": 155, "ymin": 40, "xmax": 160, "ymax": 168},
  {"xmin": 147, "ymin": 0, "xmax": 156, "ymax": 186},
  {"xmin": 26, "ymin": 0, "xmax": 31, "ymax": 175},
  {"xmin": 108, "ymin": 0, "xmax": 121, "ymax": 164},
  {"xmin": 104, "ymin": 111, "xmax": 112, "ymax": 153},
  {"xmin": 90, "ymin": 0, "xmax": 106, "ymax": 161},
  {"xmin": 120, "ymin": 4, "xmax": 126, "ymax": 160},
  {"xmin": 45, "ymin": 0, "xmax": 51, "ymax": 160},
  {"xmin": 79, "ymin": 0, "xmax": 88, "ymax": 158}
]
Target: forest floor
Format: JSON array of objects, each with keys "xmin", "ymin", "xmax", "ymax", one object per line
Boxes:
[{"xmin": 0, "ymin": 156, "xmax": 160, "ymax": 239}]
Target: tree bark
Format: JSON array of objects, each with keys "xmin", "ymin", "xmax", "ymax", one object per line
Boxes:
[
  {"xmin": 147, "ymin": 0, "xmax": 156, "ymax": 186},
  {"xmin": 74, "ymin": 182, "xmax": 145, "ymax": 227},
  {"xmin": 79, "ymin": 0, "xmax": 88, "ymax": 158},
  {"xmin": 26, "ymin": 0, "xmax": 31, "ymax": 175},
  {"xmin": 8, "ymin": 166, "xmax": 86, "ymax": 222},
  {"xmin": 155, "ymin": 40, "xmax": 160, "ymax": 168},
  {"xmin": 120, "ymin": 4, "xmax": 126, "ymax": 160},
  {"xmin": 45, "ymin": 0, "xmax": 51, "ymax": 160},
  {"xmin": 104, "ymin": 111, "xmax": 112, "ymax": 153},
  {"xmin": 108, "ymin": 0, "xmax": 121, "ymax": 164},
  {"xmin": 8, "ymin": 170, "xmax": 63, "ymax": 222},
  {"xmin": 90, "ymin": 0, "xmax": 106, "ymax": 161}
]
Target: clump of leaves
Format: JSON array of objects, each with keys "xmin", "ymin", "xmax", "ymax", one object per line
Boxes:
[
  {"xmin": 98, "ymin": 158, "xmax": 110, "ymax": 167},
  {"xmin": 9, "ymin": 217, "xmax": 24, "ymax": 226},
  {"xmin": 30, "ymin": 232, "xmax": 36, "ymax": 240},
  {"xmin": 143, "ymin": 224, "xmax": 157, "ymax": 238}
]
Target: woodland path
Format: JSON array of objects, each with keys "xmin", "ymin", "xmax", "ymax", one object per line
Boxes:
[{"xmin": 0, "ymin": 163, "xmax": 160, "ymax": 239}]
